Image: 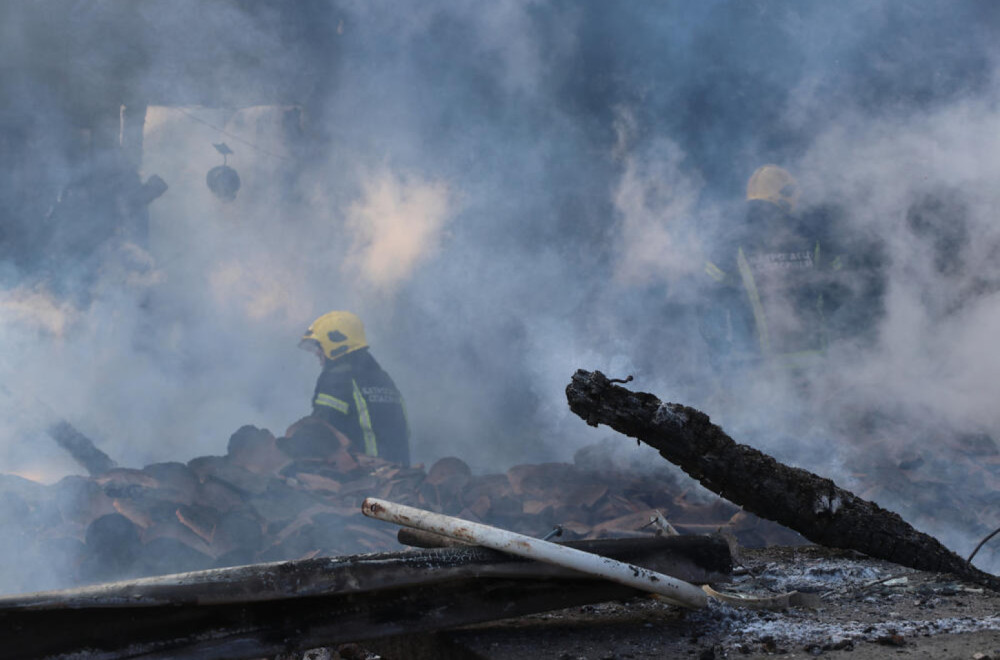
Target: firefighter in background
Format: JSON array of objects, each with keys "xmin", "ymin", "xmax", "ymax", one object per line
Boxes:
[
  {"xmin": 297, "ymin": 311, "xmax": 411, "ymax": 466},
  {"xmin": 699, "ymin": 165, "xmax": 854, "ymax": 377}
]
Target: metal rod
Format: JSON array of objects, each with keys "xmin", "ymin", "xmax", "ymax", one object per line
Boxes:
[
  {"xmin": 361, "ymin": 497, "xmax": 707, "ymax": 609},
  {"xmin": 541, "ymin": 525, "xmax": 563, "ymax": 541}
]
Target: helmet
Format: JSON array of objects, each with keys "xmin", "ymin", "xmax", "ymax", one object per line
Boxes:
[
  {"xmin": 746, "ymin": 165, "xmax": 798, "ymax": 214},
  {"xmin": 299, "ymin": 311, "xmax": 368, "ymax": 361}
]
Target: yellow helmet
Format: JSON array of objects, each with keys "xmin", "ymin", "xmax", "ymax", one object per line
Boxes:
[
  {"xmin": 299, "ymin": 311, "xmax": 368, "ymax": 361},
  {"xmin": 746, "ymin": 165, "xmax": 799, "ymax": 213}
]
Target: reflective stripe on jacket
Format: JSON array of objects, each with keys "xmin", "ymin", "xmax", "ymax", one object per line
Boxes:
[
  {"xmin": 311, "ymin": 348, "xmax": 411, "ymax": 466},
  {"xmin": 702, "ymin": 240, "xmax": 833, "ymax": 367}
]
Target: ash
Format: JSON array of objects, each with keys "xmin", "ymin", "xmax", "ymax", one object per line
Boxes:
[{"xmin": 686, "ymin": 546, "xmax": 1000, "ymax": 655}]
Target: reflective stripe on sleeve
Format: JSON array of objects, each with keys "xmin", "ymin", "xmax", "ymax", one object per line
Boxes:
[
  {"xmin": 315, "ymin": 392, "xmax": 350, "ymax": 414},
  {"xmin": 737, "ymin": 246, "xmax": 771, "ymax": 356},
  {"xmin": 705, "ymin": 261, "xmax": 727, "ymax": 282},
  {"xmin": 352, "ymin": 379, "xmax": 378, "ymax": 457}
]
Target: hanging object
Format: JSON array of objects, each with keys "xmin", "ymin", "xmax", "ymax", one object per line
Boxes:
[{"xmin": 206, "ymin": 142, "xmax": 240, "ymax": 202}]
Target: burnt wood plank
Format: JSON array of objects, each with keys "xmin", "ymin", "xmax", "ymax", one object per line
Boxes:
[{"xmin": 0, "ymin": 536, "xmax": 730, "ymax": 659}]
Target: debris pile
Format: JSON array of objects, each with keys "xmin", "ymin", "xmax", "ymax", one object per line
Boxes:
[
  {"xmin": 0, "ymin": 534, "xmax": 732, "ymax": 659},
  {"xmin": 844, "ymin": 427, "xmax": 1000, "ymax": 557},
  {"xmin": 0, "ymin": 418, "xmax": 799, "ymax": 594},
  {"xmin": 4, "ymin": 372, "xmax": 1000, "ymax": 659},
  {"xmin": 440, "ymin": 546, "xmax": 1000, "ymax": 659}
]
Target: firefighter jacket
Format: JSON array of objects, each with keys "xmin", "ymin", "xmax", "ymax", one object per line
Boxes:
[
  {"xmin": 311, "ymin": 348, "xmax": 411, "ymax": 466},
  {"xmin": 699, "ymin": 202, "xmax": 858, "ymax": 371}
]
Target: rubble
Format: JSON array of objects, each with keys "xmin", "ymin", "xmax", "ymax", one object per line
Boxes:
[
  {"xmin": 1, "ymin": 371, "xmax": 1000, "ymax": 658},
  {"xmin": 436, "ymin": 546, "xmax": 1000, "ymax": 660},
  {"xmin": 0, "ymin": 418, "xmax": 797, "ymax": 595},
  {"xmin": 0, "ymin": 535, "xmax": 731, "ymax": 659}
]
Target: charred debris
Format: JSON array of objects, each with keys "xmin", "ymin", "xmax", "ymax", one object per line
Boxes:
[
  {"xmin": 566, "ymin": 369, "xmax": 1000, "ymax": 590},
  {"xmin": 1, "ymin": 373, "xmax": 998, "ymax": 658}
]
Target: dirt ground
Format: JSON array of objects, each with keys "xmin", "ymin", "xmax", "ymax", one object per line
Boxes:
[{"xmin": 350, "ymin": 545, "xmax": 1000, "ymax": 660}]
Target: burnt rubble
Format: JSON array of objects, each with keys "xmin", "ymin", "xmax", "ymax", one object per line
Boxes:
[
  {"xmin": 0, "ymin": 417, "xmax": 799, "ymax": 595},
  {"xmin": 0, "ymin": 536, "xmax": 731, "ymax": 660},
  {"xmin": 439, "ymin": 546, "xmax": 1000, "ymax": 659},
  {"xmin": 4, "ymin": 372, "xmax": 1000, "ymax": 658}
]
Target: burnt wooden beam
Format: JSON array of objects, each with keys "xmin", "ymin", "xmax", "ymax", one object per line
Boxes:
[
  {"xmin": 47, "ymin": 420, "xmax": 117, "ymax": 476},
  {"xmin": 0, "ymin": 535, "xmax": 730, "ymax": 659},
  {"xmin": 565, "ymin": 369, "xmax": 1000, "ymax": 590},
  {"xmin": 2, "ymin": 577, "xmax": 657, "ymax": 660},
  {"xmin": 0, "ymin": 380, "xmax": 116, "ymax": 476}
]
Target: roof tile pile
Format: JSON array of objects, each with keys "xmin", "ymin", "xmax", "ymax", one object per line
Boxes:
[{"xmin": 0, "ymin": 420, "xmax": 803, "ymax": 594}]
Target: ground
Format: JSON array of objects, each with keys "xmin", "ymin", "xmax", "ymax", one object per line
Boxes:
[{"xmin": 346, "ymin": 545, "xmax": 1000, "ymax": 660}]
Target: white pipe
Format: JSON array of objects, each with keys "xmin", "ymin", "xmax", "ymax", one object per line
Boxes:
[{"xmin": 362, "ymin": 497, "xmax": 707, "ymax": 609}]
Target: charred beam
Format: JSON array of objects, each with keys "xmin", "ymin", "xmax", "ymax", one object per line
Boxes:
[
  {"xmin": 0, "ymin": 536, "xmax": 730, "ymax": 659},
  {"xmin": 46, "ymin": 420, "xmax": 117, "ymax": 476},
  {"xmin": 2, "ymin": 577, "xmax": 660, "ymax": 660},
  {"xmin": 565, "ymin": 369, "xmax": 1000, "ymax": 590}
]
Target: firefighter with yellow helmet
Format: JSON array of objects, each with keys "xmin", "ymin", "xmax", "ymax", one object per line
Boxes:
[
  {"xmin": 700, "ymin": 165, "xmax": 844, "ymax": 372},
  {"xmin": 297, "ymin": 311, "xmax": 411, "ymax": 466},
  {"xmin": 746, "ymin": 164, "xmax": 800, "ymax": 215}
]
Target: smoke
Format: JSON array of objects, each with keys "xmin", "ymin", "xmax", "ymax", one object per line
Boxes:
[
  {"xmin": 0, "ymin": 287, "xmax": 79, "ymax": 337},
  {"xmin": 715, "ymin": 86, "xmax": 1000, "ymax": 569},
  {"xmin": 610, "ymin": 108, "xmax": 705, "ymax": 287},
  {"xmin": 796, "ymin": 99, "xmax": 1000, "ymax": 425},
  {"xmin": 343, "ymin": 170, "xmax": 455, "ymax": 294},
  {"xmin": 2, "ymin": 0, "xmax": 1000, "ymax": 591}
]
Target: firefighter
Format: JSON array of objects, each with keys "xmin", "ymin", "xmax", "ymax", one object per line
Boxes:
[
  {"xmin": 298, "ymin": 311, "xmax": 411, "ymax": 466},
  {"xmin": 699, "ymin": 165, "xmax": 847, "ymax": 375}
]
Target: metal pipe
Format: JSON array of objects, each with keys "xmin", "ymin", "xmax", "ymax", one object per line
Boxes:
[{"xmin": 362, "ymin": 497, "xmax": 707, "ymax": 609}]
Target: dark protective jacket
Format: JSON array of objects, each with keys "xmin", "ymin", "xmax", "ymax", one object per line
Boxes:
[
  {"xmin": 311, "ymin": 348, "xmax": 411, "ymax": 466},
  {"xmin": 699, "ymin": 201, "xmax": 883, "ymax": 371}
]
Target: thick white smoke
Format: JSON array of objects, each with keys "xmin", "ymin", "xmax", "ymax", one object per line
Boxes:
[{"xmin": 342, "ymin": 169, "xmax": 455, "ymax": 294}]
